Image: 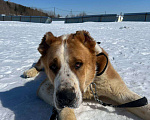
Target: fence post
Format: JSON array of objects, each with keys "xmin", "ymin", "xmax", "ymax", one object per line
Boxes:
[
  {"xmin": 40, "ymin": 17, "xmax": 42, "ymax": 23},
  {"xmin": 20, "ymin": 16, "xmax": 21, "ymax": 21},
  {"xmin": 100, "ymin": 16, "xmax": 102, "ymax": 22},
  {"xmin": 145, "ymin": 13, "xmax": 147, "ymax": 21},
  {"xmin": 3, "ymin": 16, "xmax": 4, "ymax": 21}
]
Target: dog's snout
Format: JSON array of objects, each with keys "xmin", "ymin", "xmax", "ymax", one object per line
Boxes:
[{"xmin": 56, "ymin": 88, "xmax": 76, "ymax": 108}]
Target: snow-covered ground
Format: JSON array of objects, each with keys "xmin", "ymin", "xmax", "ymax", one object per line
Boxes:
[{"xmin": 0, "ymin": 21, "xmax": 150, "ymax": 120}]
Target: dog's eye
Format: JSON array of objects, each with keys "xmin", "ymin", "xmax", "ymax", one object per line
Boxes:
[
  {"xmin": 75, "ymin": 62, "xmax": 83, "ymax": 69},
  {"xmin": 50, "ymin": 64, "xmax": 58, "ymax": 73}
]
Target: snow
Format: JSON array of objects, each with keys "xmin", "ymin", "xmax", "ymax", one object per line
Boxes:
[{"xmin": 0, "ymin": 21, "xmax": 150, "ymax": 120}]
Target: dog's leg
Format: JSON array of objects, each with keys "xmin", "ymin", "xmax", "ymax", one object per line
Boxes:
[
  {"xmin": 91, "ymin": 50, "xmax": 150, "ymax": 120},
  {"xmin": 59, "ymin": 107, "xmax": 77, "ymax": 120},
  {"xmin": 93, "ymin": 69, "xmax": 150, "ymax": 120},
  {"xmin": 37, "ymin": 78, "xmax": 54, "ymax": 106},
  {"xmin": 23, "ymin": 58, "xmax": 43, "ymax": 78},
  {"xmin": 83, "ymin": 50, "xmax": 150, "ymax": 119}
]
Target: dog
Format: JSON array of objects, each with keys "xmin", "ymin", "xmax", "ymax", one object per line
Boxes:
[{"xmin": 24, "ymin": 31, "xmax": 150, "ymax": 120}]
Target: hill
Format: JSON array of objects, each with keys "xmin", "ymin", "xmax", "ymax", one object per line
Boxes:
[{"xmin": 0, "ymin": 0, "xmax": 49, "ymax": 16}]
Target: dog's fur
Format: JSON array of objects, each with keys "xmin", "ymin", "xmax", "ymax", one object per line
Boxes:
[{"xmin": 24, "ymin": 31, "xmax": 150, "ymax": 120}]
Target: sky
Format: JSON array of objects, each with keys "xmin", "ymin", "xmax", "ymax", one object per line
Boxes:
[{"xmin": 4, "ymin": 0, "xmax": 150, "ymax": 17}]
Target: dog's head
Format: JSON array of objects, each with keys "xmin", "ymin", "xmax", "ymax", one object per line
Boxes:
[{"xmin": 38, "ymin": 31, "xmax": 107, "ymax": 110}]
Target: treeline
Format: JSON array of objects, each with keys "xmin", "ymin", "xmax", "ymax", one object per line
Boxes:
[
  {"xmin": 0, "ymin": 0, "xmax": 87, "ymax": 18},
  {"xmin": 0, "ymin": 0, "xmax": 50, "ymax": 17},
  {"xmin": 66, "ymin": 11, "xmax": 87, "ymax": 18}
]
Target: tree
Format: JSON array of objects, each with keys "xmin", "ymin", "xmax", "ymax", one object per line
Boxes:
[
  {"xmin": 65, "ymin": 15, "xmax": 69, "ymax": 18},
  {"xmin": 14, "ymin": 5, "xmax": 17, "ymax": 15},
  {"xmin": 76, "ymin": 11, "xmax": 86, "ymax": 17},
  {"xmin": 56, "ymin": 14, "xmax": 61, "ymax": 18}
]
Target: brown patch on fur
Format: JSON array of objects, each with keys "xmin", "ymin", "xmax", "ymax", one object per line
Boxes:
[
  {"xmin": 67, "ymin": 31, "xmax": 97, "ymax": 92},
  {"xmin": 74, "ymin": 31, "xmax": 96, "ymax": 53},
  {"xmin": 38, "ymin": 33, "xmax": 62, "ymax": 84}
]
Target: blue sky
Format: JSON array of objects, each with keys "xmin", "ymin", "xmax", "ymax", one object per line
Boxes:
[{"xmin": 5, "ymin": 0, "xmax": 150, "ymax": 17}]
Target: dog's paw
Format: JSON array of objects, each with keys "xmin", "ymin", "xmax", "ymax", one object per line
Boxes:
[
  {"xmin": 23, "ymin": 67, "xmax": 39, "ymax": 78},
  {"xmin": 59, "ymin": 107, "xmax": 77, "ymax": 120},
  {"xmin": 83, "ymin": 86, "xmax": 93, "ymax": 100}
]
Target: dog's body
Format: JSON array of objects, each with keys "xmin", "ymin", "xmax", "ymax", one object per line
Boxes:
[{"xmin": 24, "ymin": 31, "xmax": 150, "ymax": 120}]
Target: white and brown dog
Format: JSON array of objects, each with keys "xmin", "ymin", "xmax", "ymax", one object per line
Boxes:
[{"xmin": 24, "ymin": 31, "xmax": 150, "ymax": 120}]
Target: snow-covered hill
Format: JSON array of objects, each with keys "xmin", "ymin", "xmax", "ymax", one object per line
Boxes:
[{"xmin": 0, "ymin": 21, "xmax": 150, "ymax": 120}]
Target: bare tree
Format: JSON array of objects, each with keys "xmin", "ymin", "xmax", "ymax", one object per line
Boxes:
[{"xmin": 76, "ymin": 11, "xmax": 86, "ymax": 17}]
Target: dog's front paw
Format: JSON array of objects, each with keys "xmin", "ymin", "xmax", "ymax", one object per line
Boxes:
[
  {"xmin": 83, "ymin": 86, "xmax": 93, "ymax": 100},
  {"xmin": 23, "ymin": 67, "xmax": 39, "ymax": 78},
  {"xmin": 59, "ymin": 107, "xmax": 76, "ymax": 120}
]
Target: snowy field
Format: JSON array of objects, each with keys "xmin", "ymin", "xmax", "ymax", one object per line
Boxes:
[{"xmin": 0, "ymin": 21, "xmax": 150, "ymax": 120}]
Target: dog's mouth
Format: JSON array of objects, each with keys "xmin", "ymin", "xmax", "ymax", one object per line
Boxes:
[
  {"xmin": 55, "ymin": 98, "xmax": 79, "ymax": 109},
  {"xmin": 54, "ymin": 90, "xmax": 82, "ymax": 110}
]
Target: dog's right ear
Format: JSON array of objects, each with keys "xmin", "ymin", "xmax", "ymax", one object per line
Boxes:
[
  {"xmin": 38, "ymin": 32, "xmax": 56, "ymax": 55},
  {"xmin": 96, "ymin": 52, "xmax": 108, "ymax": 76}
]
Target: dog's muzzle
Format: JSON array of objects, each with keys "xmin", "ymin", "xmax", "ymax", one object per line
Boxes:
[{"xmin": 56, "ymin": 87, "xmax": 77, "ymax": 108}]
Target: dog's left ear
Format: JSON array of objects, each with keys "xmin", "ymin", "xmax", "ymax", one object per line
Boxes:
[{"xmin": 75, "ymin": 30, "xmax": 96, "ymax": 53}]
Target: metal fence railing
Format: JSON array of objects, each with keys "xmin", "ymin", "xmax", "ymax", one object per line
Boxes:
[
  {"xmin": 52, "ymin": 18, "xmax": 65, "ymax": 21},
  {"xmin": 0, "ymin": 16, "xmax": 52, "ymax": 23},
  {"xmin": 1, "ymin": 12, "xmax": 150, "ymax": 23},
  {"xmin": 65, "ymin": 14, "xmax": 117, "ymax": 23},
  {"xmin": 123, "ymin": 12, "xmax": 150, "ymax": 22}
]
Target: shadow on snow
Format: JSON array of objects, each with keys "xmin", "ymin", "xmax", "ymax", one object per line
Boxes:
[{"xmin": 0, "ymin": 71, "xmax": 53, "ymax": 120}]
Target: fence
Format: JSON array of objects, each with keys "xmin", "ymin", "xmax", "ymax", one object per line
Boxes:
[
  {"xmin": 0, "ymin": 16, "xmax": 52, "ymax": 23},
  {"xmin": 123, "ymin": 12, "xmax": 150, "ymax": 22},
  {"xmin": 1, "ymin": 13, "xmax": 150, "ymax": 23},
  {"xmin": 65, "ymin": 14, "xmax": 117, "ymax": 23},
  {"xmin": 52, "ymin": 18, "xmax": 65, "ymax": 21}
]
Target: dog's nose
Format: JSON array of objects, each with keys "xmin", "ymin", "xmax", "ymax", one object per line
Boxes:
[{"xmin": 56, "ymin": 88, "xmax": 76, "ymax": 108}]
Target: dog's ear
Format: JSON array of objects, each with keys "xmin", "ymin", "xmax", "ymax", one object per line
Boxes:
[
  {"xmin": 96, "ymin": 51, "xmax": 108, "ymax": 76},
  {"xmin": 38, "ymin": 32, "xmax": 56, "ymax": 55},
  {"xmin": 75, "ymin": 30, "xmax": 96, "ymax": 53}
]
